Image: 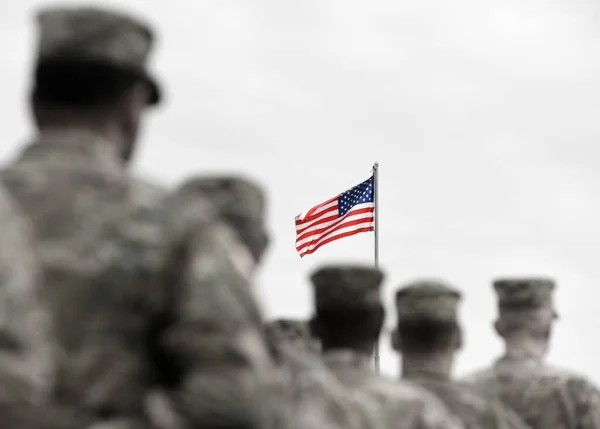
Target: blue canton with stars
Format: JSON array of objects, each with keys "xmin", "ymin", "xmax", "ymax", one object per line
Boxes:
[{"xmin": 338, "ymin": 176, "xmax": 374, "ymax": 217}]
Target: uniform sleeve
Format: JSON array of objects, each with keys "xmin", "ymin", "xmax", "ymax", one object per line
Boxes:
[
  {"xmin": 0, "ymin": 188, "xmax": 54, "ymax": 403},
  {"xmin": 153, "ymin": 194, "xmax": 273, "ymax": 428},
  {"xmin": 567, "ymin": 377, "xmax": 600, "ymax": 429}
]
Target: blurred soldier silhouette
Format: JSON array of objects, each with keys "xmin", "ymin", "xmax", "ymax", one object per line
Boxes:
[
  {"xmin": 463, "ymin": 278, "xmax": 600, "ymax": 429},
  {"xmin": 308, "ymin": 264, "xmax": 468, "ymax": 429},
  {"xmin": 0, "ymin": 6, "xmax": 276, "ymax": 429},
  {"xmin": 392, "ymin": 280, "xmax": 531, "ymax": 429}
]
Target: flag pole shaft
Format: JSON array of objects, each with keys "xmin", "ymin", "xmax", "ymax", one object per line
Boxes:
[{"xmin": 373, "ymin": 162, "xmax": 380, "ymax": 374}]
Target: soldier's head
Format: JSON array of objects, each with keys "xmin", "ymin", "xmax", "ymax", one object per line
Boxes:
[
  {"xmin": 29, "ymin": 6, "xmax": 162, "ymax": 164},
  {"xmin": 392, "ymin": 280, "xmax": 463, "ymax": 356},
  {"xmin": 492, "ymin": 277, "xmax": 557, "ymax": 353},
  {"xmin": 176, "ymin": 176, "xmax": 269, "ymax": 266},
  {"xmin": 263, "ymin": 318, "xmax": 320, "ymax": 359},
  {"xmin": 308, "ymin": 265, "xmax": 385, "ymax": 354}
]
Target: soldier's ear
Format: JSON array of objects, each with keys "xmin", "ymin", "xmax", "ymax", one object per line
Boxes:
[
  {"xmin": 390, "ymin": 327, "xmax": 401, "ymax": 352},
  {"xmin": 493, "ymin": 319, "xmax": 502, "ymax": 336},
  {"xmin": 455, "ymin": 326, "xmax": 463, "ymax": 351}
]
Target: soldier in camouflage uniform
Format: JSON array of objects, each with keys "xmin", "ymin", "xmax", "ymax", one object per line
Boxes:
[
  {"xmin": 392, "ymin": 280, "xmax": 531, "ymax": 429},
  {"xmin": 145, "ymin": 176, "xmax": 278, "ymax": 429},
  {"xmin": 462, "ymin": 278, "xmax": 600, "ymax": 429},
  {"xmin": 1, "ymin": 6, "xmax": 277, "ymax": 428},
  {"xmin": 166, "ymin": 176, "xmax": 274, "ymax": 373},
  {"xmin": 307, "ymin": 264, "xmax": 468, "ymax": 429},
  {"xmin": 170, "ymin": 178, "xmax": 383, "ymax": 429}
]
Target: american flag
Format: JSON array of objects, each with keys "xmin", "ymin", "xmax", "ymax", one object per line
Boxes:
[{"xmin": 295, "ymin": 176, "xmax": 375, "ymax": 257}]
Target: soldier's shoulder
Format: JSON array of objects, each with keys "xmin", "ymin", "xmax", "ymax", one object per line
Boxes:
[
  {"xmin": 541, "ymin": 363, "xmax": 586, "ymax": 379},
  {"xmin": 421, "ymin": 379, "xmax": 496, "ymax": 420},
  {"xmin": 278, "ymin": 345, "xmax": 324, "ymax": 372},
  {"xmin": 460, "ymin": 366, "xmax": 496, "ymax": 384},
  {"xmin": 543, "ymin": 365, "xmax": 600, "ymax": 399},
  {"xmin": 371, "ymin": 376, "xmax": 441, "ymax": 404},
  {"xmin": 119, "ymin": 178, "xmax": 170, "ymax": 247},
  {"xmin": 130, "ymin": 177, "xmax": 169, "ymax": 208},
  {"xmin": 366, "ymin": 377, "xmax": 465, "ymax": 429},
  {"xmin": 528, "ymin": 363, "xmax": 594, "ymax": 390},
  {"xmin": 444, "ymin": 383, "xmax": 526, "ymax": 429},
  {"xmin": 271, "ymin": 357, "xmax": 383, "ymax": 429},
  {"xmin": 164, "ymin": 178, "xmax": 219, "ymax": 229}
]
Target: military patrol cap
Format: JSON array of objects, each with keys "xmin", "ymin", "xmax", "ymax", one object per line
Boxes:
[
  {"xmin": 310, "ymin": 265, "xmax": 384, "ymax": 310},
  {"xmin": 35, "ymin": 6, "xmax": 161, "ymax": 104},
  {"xmin": 493, "ymin": 277, "xmax": 555, "ymax": 310},
  {"xmin": 395, "ymin": 279, "xmax": 461, "ymax": 322},
  {"xmin": 179, "ymin": 176, "xmax": 265, "ymax": 224},
  {"xmin": 177, "ymin": 176, "xmax": 267, "ymax": 261}
]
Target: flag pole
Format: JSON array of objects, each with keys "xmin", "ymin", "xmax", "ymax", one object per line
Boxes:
[{"xmin": 373, "ymin": 162, "xmax": 380, "ymax": 374}]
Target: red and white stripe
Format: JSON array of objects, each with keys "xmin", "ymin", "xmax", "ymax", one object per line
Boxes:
[{"xmin": 295, "ymin": 195, "xmax": 374, "ymax": 257}]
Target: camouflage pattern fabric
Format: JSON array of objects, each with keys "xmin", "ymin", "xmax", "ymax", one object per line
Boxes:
[
  {"xmin": 404, "ymin": 367, "xmax": 532, "ymax": 429},
  {"xmin": 322, "ymin": 351, "xmax": 466, "ymax": 429},
  {"xmin": 395, "ymin": 279, "xmax": 461, "ymax": 322},
  {"xmin": 163, "ymin": 179, "xmax": 274, "ymax": 378},
  {"xmin": 310, "ymin": 264, "xmax": 383, "ymax": 310},
  {"xmin": 167, "ymin": 176, "xmax": 267, "ymax": 332},
  {"xmin": 0, "ymin": 185, "xmax": 54, "ymax": 406},
  {"xmin": 267, "ymin": 345, "xmax": 386, "ymax": 429},
  {"xmin": 463, "ymin": 356, "xmax": 600, "ymax": 429}
]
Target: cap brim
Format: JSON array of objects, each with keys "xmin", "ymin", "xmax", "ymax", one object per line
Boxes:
[{"xmin": 141, "ymin": 73, "xmax": 161, "ymax": 106}]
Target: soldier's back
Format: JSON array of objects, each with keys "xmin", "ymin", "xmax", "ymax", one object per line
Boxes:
[
  {"xmin": 1, "ymin": 130, "xmax": 169, "ymax": 418},
  {"xmin": 407, "ymin": 372, "xmax": 530, "ymax": 429},
  {"xmin": 464, "ymin": 357, "xmax": 600, "ymax": 429},
  {"xmin": 322, "ymin": 351, "xmax": 465, "ymax": 429},
  {"xmin": 261, "ymin": 345, "xmax": 384, "ymax": 429}
]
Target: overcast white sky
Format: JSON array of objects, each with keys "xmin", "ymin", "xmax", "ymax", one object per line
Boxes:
[{"xmin": 2, "ymin": 0, "xmax": 600, "ymax": 381}]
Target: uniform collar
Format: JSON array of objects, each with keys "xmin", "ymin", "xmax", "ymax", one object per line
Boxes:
[{"xmin": 20, "ymin": 128, "xmax": 124, "ymax": 173}]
